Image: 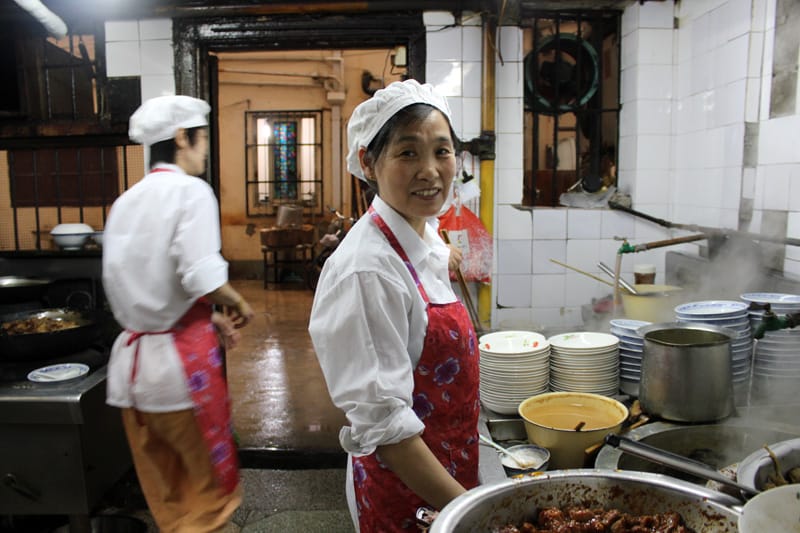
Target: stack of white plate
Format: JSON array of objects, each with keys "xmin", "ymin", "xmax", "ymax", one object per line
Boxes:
[
  {"xmin": 740, "ymin": 293, "xmax": 800, "ymax": 405},
  {"xmin": 478, "ymin": 330, "xmax": 550, "ymax": 415},
  {"xmin": 608, "ymin": 318, "xmax": 651, "ymax": 397},
  {"xmin": 674, "ymin": 300, "xmax": 752, "ymax": 384},
  {"xmin": 547, "ymin": 331, "xmax": 620, "ymax": 397}
]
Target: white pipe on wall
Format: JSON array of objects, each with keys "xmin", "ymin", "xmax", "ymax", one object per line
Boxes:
[{"xmin": 13, "ymin": 0, "xmax": 67, "ymax": 38}]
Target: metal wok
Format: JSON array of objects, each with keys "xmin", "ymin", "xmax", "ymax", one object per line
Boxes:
[
  {"xmin": 430, "ymin": 470, "xmax": 741, "ymax": 533},
  {"xmin": 0, "ymin": 307, "xmax": 100, "ymax": 361}
]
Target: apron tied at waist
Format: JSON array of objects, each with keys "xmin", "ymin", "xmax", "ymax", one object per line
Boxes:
[{"xmin": 125, "ymin": 299, "xmax": 240, "ymax": 495}]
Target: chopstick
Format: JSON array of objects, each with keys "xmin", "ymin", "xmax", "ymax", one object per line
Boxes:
[
  {"xmin": 549, "ymin": 259, "xmax": 617, "ymax": 287},
  {"xmin": 440, "ymin": 230, "xmax": 483, "ymax": 334}
]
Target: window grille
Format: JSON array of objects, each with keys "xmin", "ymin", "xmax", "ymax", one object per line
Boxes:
[{"xmin": 245, "ymin": 110, "xmax": 323, "ymax": 217}]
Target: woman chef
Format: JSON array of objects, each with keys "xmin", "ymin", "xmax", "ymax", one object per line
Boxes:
[
  {"xmin": 102, "ymin": 95, "xmax": 254, "ymax": 533},
  {"xmin": 308, "ymin": 79, "xmax": 480, "ymax": 532}
]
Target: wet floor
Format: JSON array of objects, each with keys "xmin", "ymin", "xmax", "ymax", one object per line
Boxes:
[{"xmin": 226, "ymin": 279, "xmax": 348, "ymax": 466}]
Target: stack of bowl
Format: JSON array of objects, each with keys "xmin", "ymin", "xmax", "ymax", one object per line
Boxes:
[
  {"xmin": 741, "ymin": 293, "xmax": 800, "ymax": 405},
  {"xmin": 608, "ymin": 318, "xmax": 651, "ymax": 397},
  {"xmin": 674, "ymin": 300, "xmax": 752, "ymax": 387},
  {"xmin": 478, "ymin": 331, "xmax": 550, "ymax": 415},
  {"xmin": 547, "ymin": 331, "xmax": 620, "ymax": 397}
]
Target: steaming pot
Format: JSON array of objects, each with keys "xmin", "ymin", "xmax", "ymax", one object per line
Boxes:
[{"xmin": 637, "ymin": 322, "xmax": 736, "ymax": 423}]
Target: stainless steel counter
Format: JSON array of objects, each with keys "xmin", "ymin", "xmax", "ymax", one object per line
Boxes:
[{"xmin": 0, "ymin": 365, "xmax": 132, "ymax": 520}]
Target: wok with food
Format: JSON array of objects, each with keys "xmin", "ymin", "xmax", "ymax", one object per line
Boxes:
[{"xmin": 0, "ymin": 308, "xmax": 99, "ymax": 361}]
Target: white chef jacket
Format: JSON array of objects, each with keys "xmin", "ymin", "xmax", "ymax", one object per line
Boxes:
[
  {"xmin": 102, "ymin": 163, "xmax": 229, "ymax": 411},
  {"xmin": 308, "ymin": 195, "xmax": 459, "ymax": 456}
]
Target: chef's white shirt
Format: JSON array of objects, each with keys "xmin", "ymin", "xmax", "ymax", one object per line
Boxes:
[
  {"xmin": 102, "ymin": 163, "xmax": 229, "ymax": 411},
  {"xmin": 308, "ymin": 195, "xmax": 459, "ymax": 456}
]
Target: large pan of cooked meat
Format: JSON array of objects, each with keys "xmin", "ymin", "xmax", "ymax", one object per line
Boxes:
[
  {"xmin": 0, "ymin": 307, "xmax": 100, "ymax": 361},
  {"xmin": 429, "ymin": 470, "xmax": 742, "ymax": 533}
]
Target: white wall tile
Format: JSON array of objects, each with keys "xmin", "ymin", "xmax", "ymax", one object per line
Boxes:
[
  {"xmin": 637, "ymin": 29, "xmax": 674, "ymax": 64},
  {"xmin": 495, "ymin": 308, "xmax": 533, "ymax": 330},
  {"xmin": 496, "ymin": 98, "xmax": 523, "ymax": 134},
  {"xmin": 427, "ymin": 26, "xmax": 462, "ymax": 61},
  {"xmin": 105, "ymin": 41, "xmax": 141, "ymax": 77},
  {"xmin": 140, "ymin": 75, "xmax": 175, "ymax": 101},
  {"xmin": 423, "ymin": 11, "xmax": 455, "ymax": 27},
  {"xmin": 105, "ymin": 20, "xmax": 139, "ymax": 42},
  {"xmin": 532, "ymin": 240, "xmax": 566, "ymax": 273},
  {"xmin": 460, "ymin": 96, "xmax": 481, "ymax": 139},
  {"xmin": 632, "ymin": 170, "xmax": 671, "ymax": 205},
  {"xmin": 462, "ymin": 26, "xmax": 482, "ymax": 62},
  {"xmin": 494, "ymin": 167, "xmax": 523, "ymax": 205},
  {"xmin": 601, "ymin": 210, "xmax": 636, "ymax": 239},
  {"xmin": 497, "ymin": 239, "xmax": 533, "ymax": 274},
  {"xmin": 531, "ymin": 274, "xmax": 565, "ymax": 308},
  {"xmin": 498, "ymin": 26, "xmax": 523, "ymax": 63},
  {"xmin": 495, "ymin": 60, "xmax": 523, "ymax": 98},
  {"xmin": 635, "ymin": 135, "xmax": 672, "ymax": 170},
  {"xmin": 620, "ymin": 30, "xmax": 638, "ymax": 71},
  {"xmin": 496, "ymin": 205, "xmax": 532, "ymax": 239},
  {"xmin": 531, "ymin": 307, "xmax": 564, "ymax": 328},
  {"xmin": 447, "ymin": 98, "xmax": 464, "ymax": 137},
  {"xmin": 787, "ymin": 165, "xmax": 800, "ymax": 211},
  {"xmin": 639, "ymin": 0, "xmax": 675, "ymax": 28},
  {"xmin": 495, "ymin": 132, "xmax": 523, "ymax": 169},
  {"xmin": 566, "ymin": 238, "xmax": 600, "ymax": 270},
  {"xmin": 759, "ymin": 115, "xmax": 800, "ymax": 165},
  {"xmin": 714, "ymin": 35, "xmax": 749, "ymax": 87},
  {"xmin": 532, "ymin": 209, "xmax": 567, "ymax": 239},
  {"xmin": 462, "ymin": 61, "xmax": 482, "ymax": 98},
  {"xmin": 567, "ymin": 209, "xmax": 602, "ymax": 239},
  {"xmin": 762, "ymin": 164, "xmax": 792, "ymax": 211},
  {"xmin": 138, "ymin": 18, "xmax": 172, "ymax": 40},
  {"xmin": 140, "ymin": 40, "xmax": 173, "ymax": 75},
  {"xmin": 497, "ymin": 275, "xmax": 532, "ymax": 307},
  {"xmin": 638, "ymin": 64, "xmax": 675, "ymax": 100},
  {"xmin": 427, "ymin": 61, "xmax": 462, "ymax": 97}
]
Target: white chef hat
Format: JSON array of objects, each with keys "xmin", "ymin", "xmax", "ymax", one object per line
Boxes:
[
  {"xmin": 346, "ymin": 79, "xmax": 453, "ymax": 181},
  {"xmin": 128, "ymin": 95, "xmax": 211, "ymax": 146}
]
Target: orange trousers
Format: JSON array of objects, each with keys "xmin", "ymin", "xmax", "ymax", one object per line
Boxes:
[{"xmin": 121, "ymin": 408, "xmax": 242, "ymax": 533}]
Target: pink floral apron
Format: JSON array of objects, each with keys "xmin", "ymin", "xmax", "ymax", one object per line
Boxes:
[
  {"xmin": 352, "ymin": 207, "xmax": 480, "ymax": 532},
  {"xmin": 124, "ymin": 167, "xmax": 239, "ymax": 494}
]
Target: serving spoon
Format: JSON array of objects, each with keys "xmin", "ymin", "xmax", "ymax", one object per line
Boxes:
[{"xmin": 479, "ymin": 434, "xmax": 537, "ymax": 469}]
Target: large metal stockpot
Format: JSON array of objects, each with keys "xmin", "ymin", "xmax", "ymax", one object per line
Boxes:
[
  {"xmin": 429, "ymin": 470, "xmax": 741, "ymax": 532},
  {"xmin": 637, "ymin": 322, "xmax": 736, "ymax": 423}
]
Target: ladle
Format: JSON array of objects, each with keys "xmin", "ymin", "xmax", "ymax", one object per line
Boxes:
[
  {"xmin": 479, "ymin": 434, "xmax": 537, "ymax": 469},
  {"xmin": 604, "ymin": 434, "xmax": 760, "ymax": 498},
  {"xmin": 597, "ymin": 261, "xmax": 638, "ymax": 294}
]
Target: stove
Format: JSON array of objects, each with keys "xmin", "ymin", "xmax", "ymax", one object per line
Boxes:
[{"xmin": 0, "ymin": 252, "xmax": 131, "ymax": 531}]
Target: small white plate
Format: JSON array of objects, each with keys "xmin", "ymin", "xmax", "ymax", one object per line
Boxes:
[
  {"xmin": 674, "ymin": 300, "xmax": 749, "ymax": 318},
  {"xmin": 27, "ymin": 363, "xmax": 90, "ymax": 383}
]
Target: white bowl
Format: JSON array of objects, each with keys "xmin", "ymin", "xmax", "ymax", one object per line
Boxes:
[
  {"xmin": 51, "ymin": 232, "xmax": 91, "ymax": 250},
  {"xmin": 51, "ymin": 223, "xmax": 93, "ymax": 235},
  {"xmin": 92, "ymin": 231, "xmax": 103, "ymax": 246},
  {"xmin": 739, "ymin": 483, "xmax": 800, "ymax": 533}
]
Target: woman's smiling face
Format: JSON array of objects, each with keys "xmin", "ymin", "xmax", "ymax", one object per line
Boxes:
[{"xmin": 362, "ymin": 108, "xmax": 456, "ymax": 235}]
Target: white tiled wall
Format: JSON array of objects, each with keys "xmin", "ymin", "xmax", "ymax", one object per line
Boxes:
[
  {"xmin": 105, "ymin": 18, "xmax": 175, "ymax": 101},
  {"xmin": 104, "ymin": 2, "xmax": 800, "ymax": 330}
]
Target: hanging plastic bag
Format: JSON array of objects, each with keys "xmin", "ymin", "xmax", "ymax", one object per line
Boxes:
[{"xmin": 437, "ymin": 203, "xmax": 492, "ymax": 283}]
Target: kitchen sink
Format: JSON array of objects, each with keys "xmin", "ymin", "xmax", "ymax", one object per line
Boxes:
[{"xmin": 594, "ymin": 419, "xmax": 800, "ymax": 485}]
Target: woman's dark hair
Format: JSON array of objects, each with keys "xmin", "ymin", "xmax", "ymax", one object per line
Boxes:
[
  {"xmin": 362, "ymin": 103, "xmax": 460, "ymax": 191},
  {"xmin": 148, "ymin": 126, "xmax": 205, "ymax": 168}
]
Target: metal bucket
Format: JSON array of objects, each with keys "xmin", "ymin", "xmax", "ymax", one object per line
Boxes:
[{"xmin": 637, "ymin": 322, "xmax": 736, "ymax": 423}]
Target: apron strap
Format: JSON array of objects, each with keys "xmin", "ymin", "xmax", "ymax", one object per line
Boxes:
[{"xmin": 368, "ymin": 206, "xmax": 431, "ymax": 304}]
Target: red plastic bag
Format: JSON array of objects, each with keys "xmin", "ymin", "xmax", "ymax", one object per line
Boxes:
[{"xmin": 438, "ymin": 204, "xmax": 492, "ymax": 283}]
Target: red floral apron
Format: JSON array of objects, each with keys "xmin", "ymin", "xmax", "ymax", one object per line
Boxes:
[
  {"xmin": 127, "ymin": 300, "xmax": 239, "ymax": 495},
  {"xmin": 352, "ymin": 208, "xmax": 480, "ymax": 532}
]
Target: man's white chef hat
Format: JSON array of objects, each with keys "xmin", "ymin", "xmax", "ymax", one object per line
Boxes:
[
  {"xmin": 129, "ymin": 95, "xmax": 211, "ymax": 146},
  {"xmin": 346, "ymin": 79, "xmax": 453, "ymax": 181}
]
